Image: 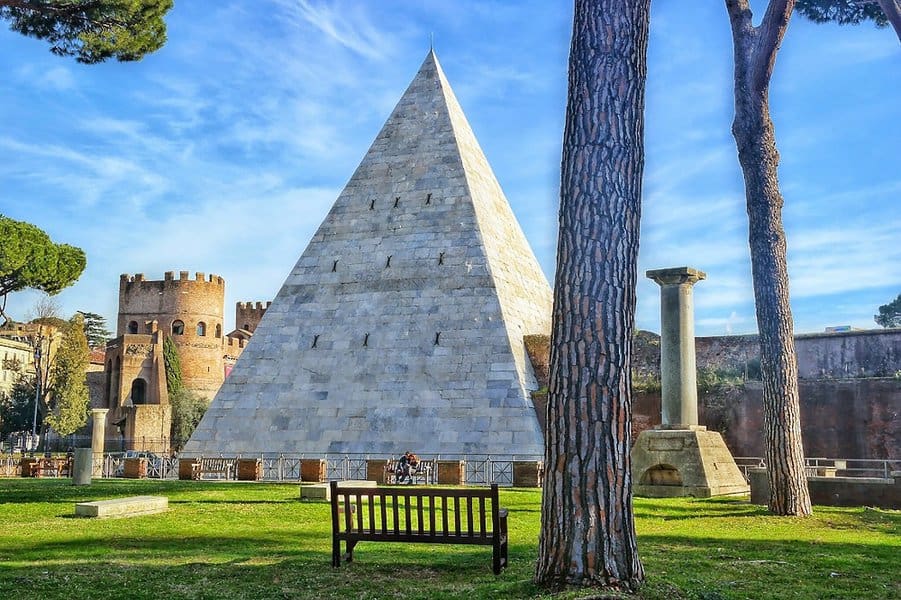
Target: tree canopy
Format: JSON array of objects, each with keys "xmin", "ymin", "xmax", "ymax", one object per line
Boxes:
[
  {"xmin": 796, "ymin": 0, "xmax": 901, "ymax": 40},
  {"xmin": 0, "ymin": 215, "xmax": 86, "ymax": 325},
  {"xmin": 0, "ymin": 0, "xmax": 173, "ymax": 63},
  {"xmin": 874, "ymin": 293, "xmax": 901, "ymax": 328},
  {"xmin": 77, "ymin": 310, "xmax": 112, "ymax": 348}
]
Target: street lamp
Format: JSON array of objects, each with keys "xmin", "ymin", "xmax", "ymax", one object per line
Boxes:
[{"xmin": 31, "ymin": 345, "xmax": 41, "ymax": 450}]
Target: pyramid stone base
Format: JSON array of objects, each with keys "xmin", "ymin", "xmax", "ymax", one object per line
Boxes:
[{"xmin": 632, "ymin": 427, "xmax": 749, "ymax": 498}]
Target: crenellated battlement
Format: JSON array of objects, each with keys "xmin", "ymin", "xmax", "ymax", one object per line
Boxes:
[
  {"xmin": 235, "ymin": 300, "xmax": 270, "ymax": 334},
  {"xmin": 236, "ymin": 301, "xmax": 272, "ymax": 311},
  {"xmin": 225, "ymin": 336, "xmax": 247, "ymax": 349},
  {"xmin": 121, "ymin": 271, "xmax": 225, "ymax": 287}
]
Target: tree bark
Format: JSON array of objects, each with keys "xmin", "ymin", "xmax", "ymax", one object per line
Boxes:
[
  {"xmin": 535, "ymin": 0, "xmax": 648, "ymax": 590},
  {"xmin": 726, "ymin": 0, "xmax": 812, "ymax": 516},
  {"xmin": 877, "ymin": 0, "xmax": 901, "ymax": 42}
]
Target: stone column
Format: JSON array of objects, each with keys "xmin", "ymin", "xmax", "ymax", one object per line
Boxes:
[
  {"xmin": 72, "ymin": 447, "xmax": 93, "ymax": 485},
  {"xmin": 646, "ymin": 266, "xmax": 706, "ymax": 428},
  {"xmin": 91, "ymin": 409, "xmax": 109, "ymax": 477}
]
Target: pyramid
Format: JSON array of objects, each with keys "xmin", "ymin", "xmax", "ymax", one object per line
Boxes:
[{"xmin": 183, "ymin": 51, "xmax": 553, "ymax": 457}]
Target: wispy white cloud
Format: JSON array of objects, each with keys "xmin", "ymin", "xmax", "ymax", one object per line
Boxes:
[{"xmin": 275, "ymin": 0, "xmax": 395, "ymax": 61}]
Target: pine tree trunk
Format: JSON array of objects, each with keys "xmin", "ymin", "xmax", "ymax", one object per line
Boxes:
[
  {"xmin": 727, "ymin": 0, "xmax": 811, "ymax": 517},
  {"xmin": 535, "ymin": 0, "xmax": 648, "ymax": 590}
]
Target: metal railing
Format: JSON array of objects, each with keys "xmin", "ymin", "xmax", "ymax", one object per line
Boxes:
[
  {"xmin": 734, "ymin": 457, "xmax": 900, "ymax": 481},
  {"xmin": 14, "ymin": 452, "xmax": 894, "ymax": 485},
  {"xmin": 93, "ymin": 452, "xmax": 543, "ymax": 485}
]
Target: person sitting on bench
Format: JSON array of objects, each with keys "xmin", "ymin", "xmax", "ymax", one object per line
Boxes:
[{"xmin": 395, "ymin": 451, "xmax": 419, "ymax": 484}]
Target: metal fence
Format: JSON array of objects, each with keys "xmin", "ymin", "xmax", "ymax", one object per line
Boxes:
[
  {"xmin": 734, "ymin": 457, "xmax": 900, "ymax": 481},
  {"xmin": 90, "ymin": 453, "xmax": 543, "ymax": 485},
  {"xmin": 8, "ymin": 452, "xmax": 897, "ymax": 484}
]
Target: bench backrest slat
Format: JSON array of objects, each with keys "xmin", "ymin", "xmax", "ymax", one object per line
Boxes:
[
  {"xmin": 392, "ymin": 494, "xmax": 400, "ymax": 535},
  {"xmin": 404, "ymin": 496, "xmax": 412, "ymax": 535},
  {"xmin": 343, "ymin": 491, "xmax": 353, "ymax": 534},
  {"xmin": 479, "ymin": 497, "xmax": 487, "ymax": 537},
  {"xmin": 428, "ymin": 495, "xmax": 436, "ymax": 535},
  {"xmin": 330, "ymin": 483, "xmax": 500, "ymax": 540},
  {"xmin": 416, "ymin": 496, "xmax": 424, "ymax": 535}
]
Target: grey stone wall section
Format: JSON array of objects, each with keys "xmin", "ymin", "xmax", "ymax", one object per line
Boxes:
[{"xmin": 183, "ymin": 51, "xmax": 552, "ymax": 458}]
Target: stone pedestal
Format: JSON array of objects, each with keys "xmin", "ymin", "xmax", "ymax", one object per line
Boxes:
[
  {"xmin": 90, "ymin": 409, "xmax": 109, "ymax": 478},
  {"xmin": 300, "ymin": 459, "xmax": 326, "ymax": 483},
  {"xmin": 72, "ymin": 448, "xmax": 93, "ymax": 486},
  {"xmin": 512, "ymin": 461, "xmax": 543, "ymax": 487},
  {"xmin": 436, "ymin": 460, "xmax": 466, "ymax": 485},
  {"xmin": 20, "ymin": 457, "xmax": 38, "ymax": 477},
  {"xmin": 632, "ymin": 428, "xmax": 749, "ymax": 497},
  {"xmin": 236, "ymin": 459, "xmax": 262, "ymax": 481},
  {"xmin": 366, "ymin": 459, "xmax": 389, "ymax": 484},
  {"xmin": 178, "ymin": 458, "xmax": 199, "ymax": 480},
  {"xmin": 123, "ymin": 458, "xmax": 147, "ymax": 479}
]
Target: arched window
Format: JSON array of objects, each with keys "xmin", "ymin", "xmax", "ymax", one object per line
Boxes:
[
  {"xmin": 130, "ymin": 378, "xmax": 147, "ymax": 405},
  {"xmin": 243, "ymin": 323, "xmax": 250, "ymax": 331},
  {"xmin": 197, "ymin": 322, "xmax": 206, "ymax": 336},
  {"xmin": 128, "ymin": 321, "xmax": 138, "ymax": 334},
  {"xmin": 215, "ymin": 324, "xmax": 222, "ymax": 338},
  {"xmin": 172, "ymin": 320, "xmax": 185, "ymax": 335}
]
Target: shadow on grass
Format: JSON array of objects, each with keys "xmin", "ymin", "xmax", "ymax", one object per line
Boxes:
[
  {"xmin": 634, "ymin": 500, "xmax": 769, "ymax": 521},
  {"xmin": 0, "ymin": 479, "xmax": 294, "ymax": 504},
  {"xmin": 637, "ymin": 534, "xmax": 900, "ymax": 600}
]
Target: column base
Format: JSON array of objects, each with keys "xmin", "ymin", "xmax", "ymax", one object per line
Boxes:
[{"xmin": 631, "ymin": 428, "xmax": 749, "ymax": 498}]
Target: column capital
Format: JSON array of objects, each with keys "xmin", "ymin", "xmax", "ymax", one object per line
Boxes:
[
  {"xmin": 91, "ymin": 408, "xmax": 110, "ymax": 416},
  {"xmin": 646, "ymin": 266, "xmax": 706, "ymax": 287}
]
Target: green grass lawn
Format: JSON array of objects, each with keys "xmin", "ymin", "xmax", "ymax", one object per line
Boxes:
[{"xmin": 0, "ymin": 479, "xmax": 897, "ymax": 599}]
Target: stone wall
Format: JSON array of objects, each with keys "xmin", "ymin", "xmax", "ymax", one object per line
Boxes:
[
  {"xmin": 692, "ymin": 329, "xmax": 901, "ymax": 380},
  {"xmin": 528, "ymin": 331, "xmax": 901, "ymax": 460}
]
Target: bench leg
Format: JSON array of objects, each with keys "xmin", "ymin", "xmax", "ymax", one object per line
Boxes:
[
  {"xmin": 501, "ymin": 517, "xmax": 508, "ymax": 570},
  {"xmin": 344, "ymin": 540, "xmax": 357, "ymax": 563},
  {"xmin": 332, "ymin": 537, "xmax": 341, "ymax": 568}
]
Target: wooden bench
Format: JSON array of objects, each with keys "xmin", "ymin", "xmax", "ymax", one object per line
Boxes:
[
  {"xmin": 194, "ymin": 457, "xmax": 234, "ymax": 480},
  {"xmin": 30, "ymin": 458, "xmax": 72, "ymax": 478},
  {"xmin": 330, "ymin": 482, "xmax": 508, "ymax": 574},
  {"xmin": 383, "ymin": 458, "xmax": 434, "ymax": 485}
]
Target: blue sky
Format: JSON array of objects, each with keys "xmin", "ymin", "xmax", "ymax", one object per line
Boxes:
[{"xmin": 1, "ymin": 1, "xmax": 898, "ymax": 336}]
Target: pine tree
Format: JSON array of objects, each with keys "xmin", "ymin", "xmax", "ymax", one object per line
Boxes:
[{"xmin": 77, "ymin": 311, "xmax": 112, "ymax": 348}]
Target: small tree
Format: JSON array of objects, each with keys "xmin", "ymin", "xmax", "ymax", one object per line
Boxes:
[
  {"xmin": 44, "ymin": 313, "xmax": 89, "ymax": 436},
  {"xmin": 169, "ymin": 388, "xmax": 209, "ymax": 451},
  {"xmin": 0, "ymin": 375, "xmax": 37, "ymax": 440},
  {"xmin": 0, "ymin": 0, "xmax": 174, "ymax": 63},
  {"xmin": 163, "ymin": 335, "xmax": 182, "ymax": 395},
  {"xmin": 26, "ymin": 295, "xmax": 62, "ymax": 436},
  {"xmin": 874, "ymin": 293, "xmax": 901, "ymax": 328},
  {"xmin": 0, "ymin": 215, "xmax": 86, "ymax": 326},
  {"xmin": 77, "ymin": 311, "xmax": 112, "ymax": 348}
]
